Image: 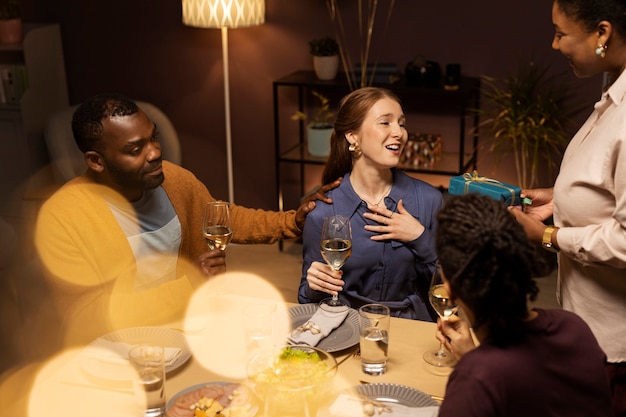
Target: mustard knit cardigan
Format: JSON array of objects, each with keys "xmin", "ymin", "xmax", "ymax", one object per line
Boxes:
[{"xmin": 35, "ymin": 161, "xmax": 300, "ymax": 346}]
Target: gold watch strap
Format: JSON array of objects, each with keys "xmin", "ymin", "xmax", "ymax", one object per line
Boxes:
[{"xmin": 542, "ymin": 225, "xmax": 559, "ymax": 252}]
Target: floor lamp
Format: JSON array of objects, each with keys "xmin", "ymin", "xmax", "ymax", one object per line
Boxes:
[{"xmin": 182, "ymin": 0, "xmax": 265, "ymax": 203}]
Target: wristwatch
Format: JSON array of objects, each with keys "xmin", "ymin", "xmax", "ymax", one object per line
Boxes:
[{"xmin": 542, "ymin": 225, "xmax": 559, "ymax": 253}]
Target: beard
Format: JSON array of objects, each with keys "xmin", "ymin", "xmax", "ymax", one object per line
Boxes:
[{"xmin": 105, "ymin": 158, "xmax": 165, "ymax": 192}]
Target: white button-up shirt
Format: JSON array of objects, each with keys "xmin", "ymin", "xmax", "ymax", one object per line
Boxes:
[{"xmin": 554, "ymin": 69, "xmax": 626, "ymax": 363}]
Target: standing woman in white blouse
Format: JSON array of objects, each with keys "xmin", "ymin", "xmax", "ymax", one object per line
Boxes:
[{"xmin": 510, "ymin": 1, "xmax": 626, "ymax": 415}]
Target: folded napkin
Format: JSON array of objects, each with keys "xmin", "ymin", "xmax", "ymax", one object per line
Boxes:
[
  {"xmin": 83, "ymin": 338, "xmax": 183, "ymax": 367},
  {"xmin": 287, "ymin": 305, "xmax": 350, "ymax": 346},
  {"xmin": 329, "ymin": 393, "xmax": 439, "ymax": 417}
]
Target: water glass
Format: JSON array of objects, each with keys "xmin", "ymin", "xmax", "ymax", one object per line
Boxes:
[
  {"xmin": 242, "ymin": 303, "xmax": 275, "ymax": 360},
  {"xmin": 358, "ymin": 304, "xmax": 390, "ymax": 375},
  {"xmin": 128, "ymin": 345, "xmax": 166, "ymax": 417}
]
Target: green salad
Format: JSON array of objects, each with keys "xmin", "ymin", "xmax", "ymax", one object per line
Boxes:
[
  {"xmin": 250, "ymin": 346, "xmax": 332, "ymax": 391},
  {"xmin": 279, "ymin": 346, "xmax": 323, "ymax": 362}
]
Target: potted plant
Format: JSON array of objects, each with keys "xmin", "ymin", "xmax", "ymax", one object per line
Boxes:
[
  {"xmin": 476, "ymin": 61, "xmax": 582, "ymax": 188},
  {"xmin": 0, "ymin": 0, "xmax": 22, "ymax": 44},
  {"xmin": 291, "ymin": 90, "xmax": 335, "ymax": 157},
  {"xmin": 309, "ymin": 36, "xmax": 339, "ymax": 81}
]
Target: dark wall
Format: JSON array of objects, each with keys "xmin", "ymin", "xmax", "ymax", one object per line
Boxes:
[{"xmin": 23, "ymin": 0, "xmax": 602, "ymax": 209}]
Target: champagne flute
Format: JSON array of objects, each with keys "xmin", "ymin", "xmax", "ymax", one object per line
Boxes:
[
  {"xmin": 319, "ymin": 215, "xmax": 352, "ymax": 312},
  {"xmin": 423, "ymin": 262, "xmax": 459, "ymax": 367},
  {"xmin": 202, "ymin": 201, "xmax": 232, "ymax": 251}
]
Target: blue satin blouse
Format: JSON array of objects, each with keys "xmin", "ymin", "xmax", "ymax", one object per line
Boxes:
[{"xmin": 298, "ymin": 170, "xmax": 444, "ymax": 321}]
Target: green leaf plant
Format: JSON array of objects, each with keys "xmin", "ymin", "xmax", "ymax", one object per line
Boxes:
[
  {"xmin": 291, "ymin": 90, "xmax": 335, "ymax": 129},
  {"xmin": 308, "ymin": 36, "xmax": 339, "ymax": 57},
  {"xmin": 475, "ymin": 61, "xmax": 584, "ymax": 189},
  {"xmin": 0, "ymin": 0, "xmax": 20, "ymax": 20}
]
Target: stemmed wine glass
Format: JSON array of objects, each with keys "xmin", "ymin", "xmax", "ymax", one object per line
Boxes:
[
  {"xmin": 319, "ymin": 215, "xmax": 352, "ymax": 312},
  {"xmin": 423, "ymin": 262, "xmax": 459, "ymax": 367},
  {"xmin": 202, "ymin": 201, "xmax": 233, "ymax": 251}
]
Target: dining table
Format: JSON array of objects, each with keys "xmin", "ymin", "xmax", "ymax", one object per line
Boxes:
[
  {"xmin": 8, "ymin": 272, "xmax": 452, "ymax": 416},
  {"xmin": 166, "ymin": 308, "xmax": 451, "ymax": 399}
]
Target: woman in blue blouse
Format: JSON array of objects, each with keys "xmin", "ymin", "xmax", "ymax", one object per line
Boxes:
[{"xmin": 298, "ymin": 87, "xmax": 444, "ymax": 321}]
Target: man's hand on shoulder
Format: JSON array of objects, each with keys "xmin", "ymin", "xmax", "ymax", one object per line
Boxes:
[{"xmin": 295, "ymin": 177, "xmax": 341, "ymax": 229}]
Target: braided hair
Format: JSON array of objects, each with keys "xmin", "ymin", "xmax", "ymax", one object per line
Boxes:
[{"xmin": 435, "ymin": 194, "xmax": 539, "ymax": 347}]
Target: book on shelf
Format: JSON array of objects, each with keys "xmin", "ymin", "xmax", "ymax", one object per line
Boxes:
[
  {"xmin": 353, "ymin": 63, "xmax": 400, "ymax": 85},
  {"xmin": 354, "ymin": 63, "xmax": 399, "ymax": 74},
  {"xmin": 0, "ymin": 71, "xmax": 4, "ymax": 104},
  {"xmin": 0, "ymin": 64, "xmax": 29, "ymax": 104}
]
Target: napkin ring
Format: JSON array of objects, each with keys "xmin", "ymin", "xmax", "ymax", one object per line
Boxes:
[{"xmin": 293, "ymin": 320, "xmax": 322, "ymax": 335}]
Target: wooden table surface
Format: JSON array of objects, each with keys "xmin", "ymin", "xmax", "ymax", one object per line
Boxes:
[{"xmin": 17, "ymin": 274, "xmax": 451, "ymax": 416}]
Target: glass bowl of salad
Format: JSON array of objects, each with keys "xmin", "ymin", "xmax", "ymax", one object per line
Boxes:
[{"xmin": 246, "ymin": 345, "xmax": 337, "ymax": 416}]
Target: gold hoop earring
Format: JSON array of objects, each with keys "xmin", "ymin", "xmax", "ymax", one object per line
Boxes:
[
  {"xmin": 595, "ymin": 44, "xmax": 607, "ymax": 58},
  {"xmin": 348, "ymin": 143, "xmax": 357, "ymax": 152}
]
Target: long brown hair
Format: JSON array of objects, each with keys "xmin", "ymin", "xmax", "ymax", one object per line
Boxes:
[{"xmin": 322, "ymin": 87, "xmax": 402, "ymax": 184}]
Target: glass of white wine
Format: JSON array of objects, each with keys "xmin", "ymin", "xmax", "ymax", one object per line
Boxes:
[
  {"xmin": 319, "ymin": 215, "xmax": 352, "ymax": 312},
  {"xmin": 423, "ymin": 262, "xmax": 459, "ymax": 367},
  {"xmin": 202, "ymin": 201, "xmax": 232, "ymax": 251}
]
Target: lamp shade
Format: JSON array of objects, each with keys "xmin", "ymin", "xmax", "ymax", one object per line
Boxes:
[{"xmin": 182, "ymin": 0, "xmax": 265, "ymax": 28}]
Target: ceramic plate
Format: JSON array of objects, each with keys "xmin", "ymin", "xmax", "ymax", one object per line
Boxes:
[
  {"xmin": 317, "ymin": 383, "xmax": 439, "ymax": 416},
  {"xmin": 288, "ymin": 303, "xmax": 359, "ymax": 352},
  {"xmin": 354, "ymin": 383, "xmax": 439, "ymax": 407},
  {"xmin": 166, "ymin": 382, "xmax": 257, "ymax": 417},
  {"xmin": 79, "ymin": 326, "xmax": 191, "ymax": 384}
]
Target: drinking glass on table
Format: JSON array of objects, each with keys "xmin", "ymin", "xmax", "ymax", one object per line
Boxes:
[
  {"xmin": 319, "ymin": 215, "xmax": 352, "ymax": 312},
  {"xmin": 202, "ymin": 201, "xmax": 232, "ymax": 251},
  {"xmin": 423, "ymin": 262, "xmax": 459, "ymax": 367},
  {"xmin": 359, "ymin": 303, "xmax": 390, "ymax": 375},
  {"xmin": 129, "ymin": 345, "xmax": 166, "ymax": 417},
  {"xmin": 242, "ymin": 303, "xmax": 275, "ymax": 361}
]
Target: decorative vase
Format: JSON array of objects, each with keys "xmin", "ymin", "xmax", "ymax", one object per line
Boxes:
[
  {"xmin": 307, "ymin": 125, "xmax": 332, "ymax": 157},
  {"xmin": 0, "ymin": 18, "xmax": 22, "ymax": 44},
  {"xmin": 313, "ymin": 55, "xmax": 339, "ymax": 81}
]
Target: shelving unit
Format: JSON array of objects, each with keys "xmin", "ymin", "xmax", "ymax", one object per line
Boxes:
[
  {"xmin": 0, "ymin": 24, "xmax": 69, "ymax": 207},
  {"xmin": 273, "ymin": 70, "xmax": 480, "ymax": 212}
]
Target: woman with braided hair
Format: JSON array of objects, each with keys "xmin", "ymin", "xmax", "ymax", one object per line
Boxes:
[
  {"xmin": 509, "ymin": 1, "xmax": 626, "ymax": 414},
  {"xmin": 435, "ymin": 194, "xmax": 612, "ymax": 417}
]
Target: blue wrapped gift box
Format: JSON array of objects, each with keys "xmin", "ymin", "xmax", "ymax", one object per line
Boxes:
[{"xmin": 448, "ymin": 171, "xmax": 522, "ymax": 206}]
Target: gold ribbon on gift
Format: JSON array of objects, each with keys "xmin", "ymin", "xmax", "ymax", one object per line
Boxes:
[{"xmin": 462, "ymin": 170, "xmax": 517, "ymax": 206}]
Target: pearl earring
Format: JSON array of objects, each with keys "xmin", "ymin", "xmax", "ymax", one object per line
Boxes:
[{"xmin": 595, "ymin": 44, "xmax": 607, "ymax": 58}]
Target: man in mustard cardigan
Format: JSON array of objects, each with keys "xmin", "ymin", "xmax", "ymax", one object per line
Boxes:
[{"xmin": 34, "ymin": 93, "xmax": 337, "ymax": 347}]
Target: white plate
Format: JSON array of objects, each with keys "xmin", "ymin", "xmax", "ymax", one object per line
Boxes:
[
  {"xmin": 317, "ymin": 383, "xmax": 439, "ymax": 416},
  {"xmin": 288, "ymin": 304, "xmax": 359, "ymax": 352},
  {"xmin": 79, "ymin": 326, "xmax": 191, "ymax": 385}
]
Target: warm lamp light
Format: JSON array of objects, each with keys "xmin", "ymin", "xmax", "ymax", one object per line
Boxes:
[
  {"xmin": 183, "ymin": 0, "xmax": 264, "ymax": 28},
  {"xmin": 182, "ymin": 0, "xmax": 265, "ymax": 203}
]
